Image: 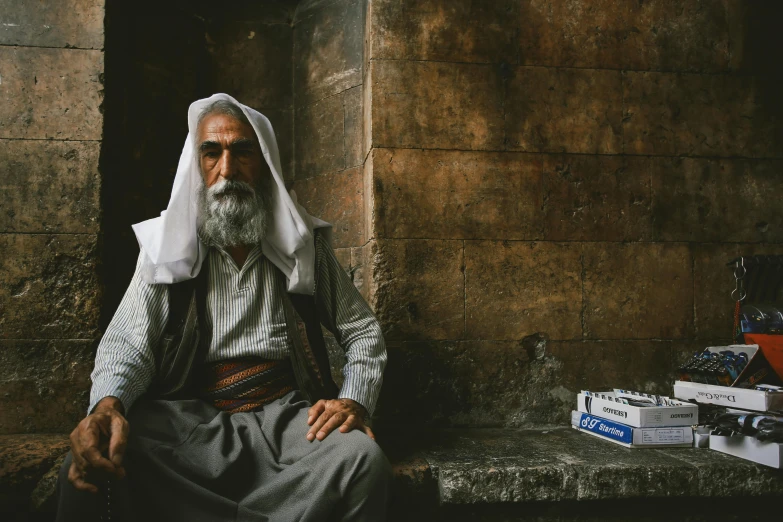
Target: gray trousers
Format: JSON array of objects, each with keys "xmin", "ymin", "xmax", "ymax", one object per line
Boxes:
[{"xmin": 56, "ymin": 391, "xmax": 392, "ymax": 521}]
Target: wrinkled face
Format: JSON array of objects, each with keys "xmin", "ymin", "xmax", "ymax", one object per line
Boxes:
[
  {"xmin": 195, "ymin": 112, "xmax": 274, "ymax": 247},
  {"xmin": 196, "ymin": 112, "xmax": 268, "ymax": 189}
]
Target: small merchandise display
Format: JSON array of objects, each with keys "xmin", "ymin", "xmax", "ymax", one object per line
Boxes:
[{"xmin": 571, "ymin": 390, "xmax": 697, "ymax": 448}]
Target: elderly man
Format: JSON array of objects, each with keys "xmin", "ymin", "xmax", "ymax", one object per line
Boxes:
[{"xmin": 56, "ymin": 94, "xmax": 391, "ymax": 521}]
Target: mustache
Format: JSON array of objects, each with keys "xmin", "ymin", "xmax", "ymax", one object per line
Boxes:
[{"xmin": 209, "ymin": 179, "xmax": 255, "ymax": 198}]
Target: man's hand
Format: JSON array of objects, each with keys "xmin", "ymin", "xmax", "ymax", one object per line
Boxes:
[
  {"xmin": 68, "ymin": 396, "xmax": 129, "ymax": 493},
  {"xmin": 306, "ymin": 398, "xmax": 374, "ymax": 442}
]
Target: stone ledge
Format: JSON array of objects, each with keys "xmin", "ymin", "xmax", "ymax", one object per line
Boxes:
[
  {"xmin": 3, "ymin": 429, "xmax": 783, "ymax": 520},
  {"xmin": 0, "ymin": 434, "xmax": 69, "ymax": 517},
  {"xmin": 411, "ymin": 428, "xmax": 783, "ymax": 504}
]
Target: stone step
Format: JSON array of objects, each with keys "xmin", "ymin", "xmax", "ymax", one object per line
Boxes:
[{"xmin": 3, "ymin": 428, "xmax": 783, "ymax": 521}]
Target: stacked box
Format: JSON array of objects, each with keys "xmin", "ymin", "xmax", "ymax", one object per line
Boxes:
[{"xmin": 571, "ymin": 390, "xmax": 697, "ymax": 448}]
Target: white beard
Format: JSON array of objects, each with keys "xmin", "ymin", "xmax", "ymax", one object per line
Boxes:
[{"xmin": 197, "ymin": 177, "xmax": 272, "ymax": 248}]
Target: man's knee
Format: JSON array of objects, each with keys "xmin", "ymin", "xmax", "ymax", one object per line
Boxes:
[{"xmin": 343, "ymin": 432, "xmax": 392, "ymax": 484}]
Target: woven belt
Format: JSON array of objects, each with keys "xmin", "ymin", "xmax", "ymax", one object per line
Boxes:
[{"xmin": 198, "ymin": 357, "xmax": 297, "ymax": 413}]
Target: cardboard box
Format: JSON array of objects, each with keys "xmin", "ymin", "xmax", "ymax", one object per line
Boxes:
[
  {"xmin": 577, "ymin": 390, "xmax": 698, "ymax": 428},
  {"xmin": 710, "ymin": 433, "xmax": 783, "ymax": 469},
  {"xmin": 673, "ymin": 381, "xmax": 783, "ymax": 412},
  {"xmin": 571, "ymin": 411, "xmax": 694, "ymax": 448}
]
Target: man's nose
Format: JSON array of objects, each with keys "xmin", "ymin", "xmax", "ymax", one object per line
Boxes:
[{"xmin": 217, "ymin": 150, "xmax": 238, "ymax": 180}]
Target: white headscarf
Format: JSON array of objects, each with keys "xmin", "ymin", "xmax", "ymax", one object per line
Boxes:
[{"xmin": 131, "ymin": 93, "xmax": 331, "ymax": 294}]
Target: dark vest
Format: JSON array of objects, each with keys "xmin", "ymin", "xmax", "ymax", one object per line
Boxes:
[{"xmin": 149, "ymin": 242, "xmax": 339, "ymax": 404}]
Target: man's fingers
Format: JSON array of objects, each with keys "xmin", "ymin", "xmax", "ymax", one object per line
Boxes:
[
  {"xmin": 68, "ymin": 462, "xmax": 98, "ymax": 494},
  {"xmin": 108, "ymin": 415, "xmax": 129, "ymax": 469},
  {"xmin": 307, "ymin": 400, "xmax": 326, "ymax": 425},
  {"xmin": 307, "ymin": 410, "xmax": 332, "ymax": 441},
  {"xmin": 80, "ymin": 446, "xmax": 116, "ymax": 475},
  {"xmin": 338, "ymin": 414, "xmax": 359, "ymax": 433},
  {"xmin": 362, "ymin": 425, "xmax": 376, "ymax": 441},
  {"xmin": 315, "ymin": 412, "xmax": 347, "ymax": 441}
]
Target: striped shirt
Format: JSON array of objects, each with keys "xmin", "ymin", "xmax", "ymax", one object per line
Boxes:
[{"xmin": 90, "ymin": 234, "xmax": 386, "ymax": 416}]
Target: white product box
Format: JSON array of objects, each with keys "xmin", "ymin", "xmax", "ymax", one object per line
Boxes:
[
  {"xmin": 577, "ymin": 390, "xmax": 698, "ymax": 428},
  {"xmin": 710, "ymin": 433, "xmax": 783, "ymax": 469},
  {"xmin": 673, "ymin": 381, "xmax": 783, "ymax": 413},
  {"xmin": 571, "ymin": 411, "xmax": 694, "ymax": 448}
]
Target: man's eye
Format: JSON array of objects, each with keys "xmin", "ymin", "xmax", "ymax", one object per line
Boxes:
[{"xmin": 204, "ymin": 151, "xmax": 220, "ymax": 158}]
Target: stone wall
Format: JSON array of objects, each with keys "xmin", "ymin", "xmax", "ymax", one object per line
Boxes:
[
  {"xmin": 0, "ymin": 0, "xmax": 105, "ymax": 433},
  {"xmin": 365, "ymin": 0, "xmax": 783, "ymax": 427},
  {"xmin": 291, "ymin": 0, "xmax": 367, "ymax": 281}
]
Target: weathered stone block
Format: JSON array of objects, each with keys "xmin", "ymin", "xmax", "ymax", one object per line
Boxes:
[
  {"xmin": 350, "ymin": 245, "xmax": 370, "ymax": 302},
  {"xmin": 370, "ymin": 60, "xmax": 504, "ymax": 151},
  {"xmin": 0, "ymin": 434, "xmax": 70, "ymax": 513},
  {"xmin": 0, "ymin": 0, "xmax": 104, "ymax": 49},
  {"xmin": 333, "ymin": 248, "xmax": 351, "ymax": 272},
  {"xmin": 519, "ymin": 0, "xmax": 730, "ymax": 72},
  {"xmin": 0, "ymin": 47, "xmax": 103, "ymax": 140},
  {"xmin": 693, "ymin": 243, "xmax": 783, "ymax": 340},
  {"xmin": 206, "ymin": 21, "xmax": 293, "ymax": 109},
  {"xmin": 543, "ymin": 155, "xmax": 651, "ymax": 241},
  {"xmin": 370, "ymin": 0, "xmax": 519, "ymax": 63},
  {"xmin": 378, "ymin": 341, "xmax": 530, "ymax": 426},
  {"xmin": 343, "ymin": 85, "xmax": 363, "ymax": 168},
  {"xmin": 0, "ymin": 234, "xmax": 100, "ymax": 340},
  {"xmin": 366, "ymin": 331, "xmax": 706, "ymax": 426},
  {"xmin": 294, "ymin": 0, "xmax": 363, "ymax": 105},
  {"xmin": 371, "ymin": 239, "xmax": 464, "ymax": 341},
  {"xmin": 0, "ymin": 140, "xmax": 100, "ymax": 234},
  {"xmin": 583, "ymin": 243, "xmax": 693, "ymax": 340},
  {"xmin": 371, "ymin": 148, "xmax": 543, "ymax": 240},
  {"xmin": 293, "ymin": 166, "xmax": 364, "ymax": 248},
  {"xmin": 260, "ymin": 108, "xmax": 294, "ymax": 182},
  {"xmin": 505, "ymin": 67, "xmax": 622, "ymax": 154},
  {"xmin": 465, "ymin": 241, "xmax": 582, "ymax": 341},
  {"xmin": 652, "ymin": 158, "xmax": 783, "ymax": 243},
  {"xmin": 623, "ymin": 71, "xmax": 783, "ymax": 158},
  {"xmin": 0, "ymin": 340, "xmax": 94, "ymax": 433},
  {"xmin": 294, "ymin": 93, "xmax": 345, "ymax": 179},
  {"xmin": 548, "ymin": 340, "xmax": 678, "ymax": 398}
]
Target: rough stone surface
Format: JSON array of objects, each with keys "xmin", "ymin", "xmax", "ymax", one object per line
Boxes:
[
  {"xmin": 465, "ymin": 241, "xmax": 582, "ymax": 341},
  {"xmin": 0, "ymin": 140, "xmax": 101, "ymax": 234},
  {"xmin": 371, "ymin": 239, "xmax": 464, "ymax": 341},
  {"xmin": 505, "ymin": 67, "xmax": 623, "ymax": 154},
  {"xmin": 0, "ymin": 340, "xmax": 94, "ymax": 433},
  {"xmin": 0, "ymin": 434, "xmax": 69, "ymax": 515},
  {"xmin": 294, "ymin": 93, "xmax": 345, "ymax": 179},
  {"xmin": 0, "ymin": 0, "xmax": 104, "ymax": 49},
  {"xmin": 582, "ymin": 243, "xmax": 693, "ymax": 340},
  {"xmin": 370, "ymin": 0, "xmax": 519, "ymax": 63},
  {"xmin": 543, "ymin": 155, "xmax": 651, "ymax": 241},
  {"xmin": 371, "ymin": 148, "xmax": 543, "ymax": 240},
  {"xmin": 0, "ymin": 47, "xmax": 104, "ymax": 140},
  {"xmin": 378, "ymin": 341, "xmax": 531, "ymax": 426},
  {"xmin": 261, "ymin": 108, "xmax": 295, "ymax": 182},
  {"xmin": 422, "ymin": 429, "xmax": 783, "ymax": 504},
  {"xmin": 371, "ymin": 60, "xmax": 504, "ymax": 151},
  {"xmin": 0, "ymin": 234, "xmax": 100, "ymax": 340},
  {"xmin": 205, "ymin": 20, "xmax": 293, "ymax": 109},
  {"xmin": 350, "ymin": 244, "xmax": 371, "ymax": 303},
  {"xmin": 623, "ymin": 71, "xmax": 783, "ymax": 158},
  {"xmin": 519, "ymin": 0, "xmax": 731, "ymax": 72},
  {"xmin": 293, "ymin": 167, "xmax": 364, "ymax": 248},
  {"xmin": 343, "ymin": 85, "xmax": 364, "ymax": 168},
  {"xmin": 294, "ymin": 0, "xmax": 363, "ymax": 105},
  {"xmin": 652, "ymin": 158, "xmax": 783, "ymax": 243}
]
